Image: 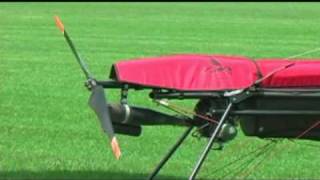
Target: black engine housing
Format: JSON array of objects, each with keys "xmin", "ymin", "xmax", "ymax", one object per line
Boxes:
[{"xmin": 238, "ymin": 96, "xmax": 320, "ymax": 140}]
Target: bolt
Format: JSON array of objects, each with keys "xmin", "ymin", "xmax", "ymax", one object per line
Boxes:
[{"xmin": 258, "ymin": 126, "xmax": 264, "ymax": 132}]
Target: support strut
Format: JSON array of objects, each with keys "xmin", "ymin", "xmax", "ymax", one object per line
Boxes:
[
  {"xmin": 189, "ymin": 102, "xmax": 233, "ymax": 180},
  {"xmin": 147, "ymin": 126, "xmax": 194, "ymax": 180}
]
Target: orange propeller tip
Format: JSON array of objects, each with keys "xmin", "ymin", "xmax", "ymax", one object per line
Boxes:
[
  {"xmin": 111, "ymin": 137, "xmax": 121, "ymax": 160},
  {"xmin": 54, "ymin": 16, "xmax": 65, "ymax": 33}
]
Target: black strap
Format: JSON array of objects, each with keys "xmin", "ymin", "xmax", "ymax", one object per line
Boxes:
[{"xmin": 249, "ymin": 58, "xmax": 263, "ymax": 79}]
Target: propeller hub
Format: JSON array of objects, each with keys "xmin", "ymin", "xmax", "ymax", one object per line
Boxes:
[{"xmin": 85, "ymin": 78, "xmax": 97, "ymax": 91}]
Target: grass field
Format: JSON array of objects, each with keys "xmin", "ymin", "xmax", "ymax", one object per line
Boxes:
[{"xmin": 1, "ymin": 2, "xmax": 320, "ymax": 180}]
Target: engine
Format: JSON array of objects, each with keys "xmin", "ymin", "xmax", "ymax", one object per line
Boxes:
[{"xmin": 193, "ymin": 99, "xmax": 238, "ymax": 143}]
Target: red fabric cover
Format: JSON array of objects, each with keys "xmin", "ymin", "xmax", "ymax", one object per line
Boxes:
[
  {"xmin": 112, "ymin": 54, "xmax": 258, "ymax": 91},
  {"xmin": 111, "ymin": 55, "xmax": 320, "ymax": 90},
  {"xmin": 257, "ymin": 59, "xmax": 320, "ymax": 88}
]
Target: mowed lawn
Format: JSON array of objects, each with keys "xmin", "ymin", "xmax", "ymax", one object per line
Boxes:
[{"xmin": 1, "ymin": 2, "xmax": 320, "ymax": 180}]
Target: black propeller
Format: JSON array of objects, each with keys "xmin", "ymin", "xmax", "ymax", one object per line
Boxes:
[{"xmin": 54, "ymin": 16, "xmax": 121, "ymax": 159}]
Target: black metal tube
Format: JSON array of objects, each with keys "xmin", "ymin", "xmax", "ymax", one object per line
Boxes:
[
  {"xmin": 150, "ymin": 91, "xmax": 222, "ymax": 99},
  {"xmin": 150, "ymin": 89, "xmax": 320, "ymax": 100},
  {"xmin": 147, "ymin": 126, "xmax": 194, "ymax": 180},
  {"xmin": 112, "ymin": 123, "xmax": 142, "ymax": 136},
  {"xmin": 212, "ymin": 109, "xmax": 320, "ymax": 116},
  {"xmin": 96, "ymin": 80, "xmax": 124, "ymax": 88},
  {"xmin": 256, "ymin": 91, "xmax": 320, "ymax": 98},
  {"xmin": 256, "ymin": 87, "xmax": 320, "ymax": 92},
  {"xmin": 97, "ymin": 80, "xmax": 146, "ymax": 89},
  {"xmin": 189, "ymin": 102, "xmax": 233, "ymax": 180},
  {"xmin": 108, "ymin": 104, "xmax": 191, "ymax": 126}
]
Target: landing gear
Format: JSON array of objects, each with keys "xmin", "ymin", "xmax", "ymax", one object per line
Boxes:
[
  {"xmin": 189, "ymin": 102, "xmax": 234, "ymax": 180},
  {"xmin": 147, "ymin": 98, "xmax": 238, "ymax": 180}
]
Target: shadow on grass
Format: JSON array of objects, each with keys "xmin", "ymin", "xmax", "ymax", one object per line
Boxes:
[{"xmin": 0, "ymin": 170, "xmax": 202, "ymax": 180}]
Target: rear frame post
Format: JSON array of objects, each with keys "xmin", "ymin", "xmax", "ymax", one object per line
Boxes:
[
  {"xmin": 147, "ymin": 126, "xmax": 194, "ymax": 180},
  {"xmin": 189, "ymin": 102, "xmax": 233, "ymax": 180},
  {"xmin": 121, "ymin": 84, "xmax": 129, "ymax": 104}
]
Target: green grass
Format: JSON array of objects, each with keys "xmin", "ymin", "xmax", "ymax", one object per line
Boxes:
[{"xmin": 1, "ymin": 2, "xmax": 320, "ymax": 180}]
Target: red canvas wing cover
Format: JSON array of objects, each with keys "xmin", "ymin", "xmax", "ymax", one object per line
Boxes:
[
  {"xmin": 257, "ymin": 59, "xmax": 320, "ymax": 88},
  {"xmin": 110, "ymin": 54, "xmax": 258, "ymax": 91}
]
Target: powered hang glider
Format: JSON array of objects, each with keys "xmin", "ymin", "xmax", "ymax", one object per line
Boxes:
[{"xmin": 55, "ymin": 16, "xmax": 320, "ymax": 179}]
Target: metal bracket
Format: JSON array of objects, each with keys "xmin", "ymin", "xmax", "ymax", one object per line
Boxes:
[
  {"xmin": 121, "ymin": 84, "xmax": 129, "ymax": 104},
  {"xmin": 229, "ymin": 90, "xmax": 253, "ymax": 103},
  {"xmin": 84, "ymin": 78, "xmax": 97, "ymax": 91}
]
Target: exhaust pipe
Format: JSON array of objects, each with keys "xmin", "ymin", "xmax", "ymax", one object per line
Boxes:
[
  {"xmin": 113, "ymin": 123, "xmax": 142, "ymax": 137},
  {"xmin": 108, "ymin": 104, "xmax": 192, "ymax": 136}
]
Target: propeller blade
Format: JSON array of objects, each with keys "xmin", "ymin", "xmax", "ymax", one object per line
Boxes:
[
  {"xmin": 54, "ymin": 16, "xmax": 93, "ymax": 80},
  {"xmin": 54, "ymin": 15, "xmax": 121, "ymax": 159},
  {"xmin": 89, "ymin": 85, "xmax": 121, "ymax": 159}
]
